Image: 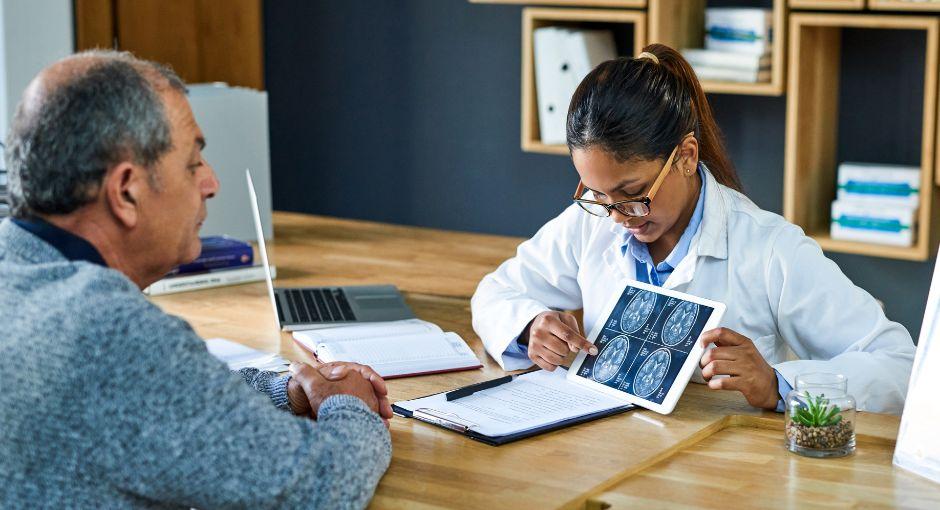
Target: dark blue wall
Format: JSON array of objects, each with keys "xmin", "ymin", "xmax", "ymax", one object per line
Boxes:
[{"xmin": 264, "ymin": 0, "xmax": 934, "ymax": 339}]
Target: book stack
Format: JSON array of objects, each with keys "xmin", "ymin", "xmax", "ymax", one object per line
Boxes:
[
  {"xmin": 682, "ymin": 8, "xmax": 773, "ymax": 84},
  {"xmin": 830, "ymin": 162, "xmax": 920, "ymax": 247},
  {"xmin": 533, "ymin": 27, "xmax": 617, "ymax": 144},
  {"xmin": 144, "ymin": 236, "xmax": 272, "ymax": 295}
]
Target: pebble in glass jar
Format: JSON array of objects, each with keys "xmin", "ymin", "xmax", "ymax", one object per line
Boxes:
[{"xmin": 784, "ymin": 373, "xmax": 856, "ymax": 458}]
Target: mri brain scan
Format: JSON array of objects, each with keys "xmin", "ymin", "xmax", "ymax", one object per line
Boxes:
[
  {"xmin": 633, "ymin": 348, "xmax": 671, "ymax": 397},
  {"xmin": 592, "ymin": 335, "xmax": 630, "ymax": 383},
  {"xmin": 620, "ymin": 290, "xmax": 657, "ymax": 333},
  {"xmin": 661, "ymin": 301, "xmax": 699, "ymax": 346}
]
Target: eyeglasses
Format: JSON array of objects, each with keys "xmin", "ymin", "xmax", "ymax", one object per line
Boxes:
[{"xmin": 572, "ymin": 133, "xmax": 691, "ymax": 218}]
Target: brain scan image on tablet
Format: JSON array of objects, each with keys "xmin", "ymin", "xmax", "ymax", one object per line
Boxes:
[
  {"xmin": 633, "ymin": 348, "xmax": 671, "ymax": 397},
  {"xmin": 592, "ymin": 335, "xmax": 630, "ymax": 383},
  {"xmin": 572, "ymin": 283, "xmax": 723, "ymax": 411},
  {"xmin": 620, "ymin": 290, "xmax": 657, "ymax": 333},
  {"xmin": 661, "ymin": 301, "xmax": 698, "ymax": 346}
]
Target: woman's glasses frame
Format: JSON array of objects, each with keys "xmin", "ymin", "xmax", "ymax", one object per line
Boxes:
[{"xmin": 572, "ymin": 133, "xmax": 692, "ymax": 218}]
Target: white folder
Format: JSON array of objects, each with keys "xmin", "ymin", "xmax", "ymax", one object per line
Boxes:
[{"xmin": 534, "ymin": 27, "xmax": 569, "ymax": 145}]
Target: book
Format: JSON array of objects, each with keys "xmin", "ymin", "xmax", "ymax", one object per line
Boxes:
[
  {"xmin": 837, "ymin": 162, "xmax": 920, "ymax": 208},
  {"xmin": 681, "ymin": 48, "xmax": 770, "ymax": 72},
  {"xmin": 292, "ymin": 319, "xmax": 482, "ymax": 379},
  {"xmin": 830, "ymin": 199, "xmax": 916, "ymax": 247},
  {"xmin": 705, "ymin": 8, "xmax": 773, "ymax": 56},
  {"xmin": 692, "ymin": 65, "xmax": 771, "ymax": 83},
  {"xmin": 168, "ymin": 235, "xmax": 253, "ymax": 276},
  {"xmin": 143, "ymin": 264, "xmax": 275, "ymax": 296}
]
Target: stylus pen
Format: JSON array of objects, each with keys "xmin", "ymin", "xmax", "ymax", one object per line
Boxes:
[{"xmin": 445, "ymin": 375, "xmax": 516, "ymax": 401}]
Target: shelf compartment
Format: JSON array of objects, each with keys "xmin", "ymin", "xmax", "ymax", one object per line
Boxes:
[
  {"xmin": 650, "ymin": 0, "xmax": 787, "ymax": 96},
  {"xmin": 521, "ymin": 7, "xmax": 647, "ymax": 155},
  {"xmin": 784, "ymin": 13, "xmax": 939, "ymax": 261}
]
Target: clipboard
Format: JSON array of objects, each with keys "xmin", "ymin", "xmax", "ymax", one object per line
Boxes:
[{"xmin": 392, "ymin": 371, "xmax": 636, "ymax": 446}]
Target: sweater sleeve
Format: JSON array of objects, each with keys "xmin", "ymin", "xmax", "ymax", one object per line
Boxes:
[
  {"xmin": 78, "ymin": 297, "xmax": 391, "ymax": 509},
  {"xmin": 238, "ymin": 368, "xmax": 291, "ymax": 411}
]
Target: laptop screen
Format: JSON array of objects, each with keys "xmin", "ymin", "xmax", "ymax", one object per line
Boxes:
[{"xmin": 246, "ymin": 169, "xmax": 281, "ymax": 329}]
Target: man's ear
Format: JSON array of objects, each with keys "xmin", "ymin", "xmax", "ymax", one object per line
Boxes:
[{"xmin": 103, "ymin": 162, "xmax": 148, "ymax": 228}]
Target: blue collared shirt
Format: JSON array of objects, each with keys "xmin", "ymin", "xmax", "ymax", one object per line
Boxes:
[
  {"xmin": 624, "ymin": 165, "xmax": 706, "ymax": 286},
  {"xmin": 10, "ymin": 217, "xmax": 108, "ymax": 267}
]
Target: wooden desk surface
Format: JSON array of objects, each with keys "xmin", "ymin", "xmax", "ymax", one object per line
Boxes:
[{"xmin": 151, "ymin": 212, "xmax": 940, "ymax": 509}]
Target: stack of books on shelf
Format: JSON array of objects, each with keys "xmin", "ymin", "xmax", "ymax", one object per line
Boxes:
[
  {"xmin": 682, "ymin": 8, "xmax": 772, "ymax": 84},
  {"xmin": 144, "ymin": 236, "xmax": 273, "ymax": 295},
  {"xmin": 0, "ymin": 167, "xmax": 9, "ymax": 220},
  {"xmin": 533, "ymin": 26, "xmax": 617, "ymax": 144},
  {"xmin": 830, "ymin": 162, "xmax": 920, "ymax": 247}
]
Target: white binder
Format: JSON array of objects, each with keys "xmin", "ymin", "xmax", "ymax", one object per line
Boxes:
[{"xmin": 534, "ymin": 27, "xmax": 616, "ymax": 145}]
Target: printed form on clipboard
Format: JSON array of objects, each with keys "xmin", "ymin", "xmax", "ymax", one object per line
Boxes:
[
  {"xmin": 393, "ymin": 280, "xmax": 725, "ymax": 445},
  {"xmin": 292, "ymin": 319, "xmax": 482, "ymax": 379}
]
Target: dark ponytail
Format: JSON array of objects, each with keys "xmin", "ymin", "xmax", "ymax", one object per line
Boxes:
[{"xmin": 566, "ymin": 43, "xmax": 742, "ymax": 192}]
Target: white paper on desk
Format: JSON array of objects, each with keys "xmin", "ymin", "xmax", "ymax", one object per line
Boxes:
[
  {"xmin": 292, "ymin": 319, "xmax": 441, "ymax": 343},
  {"xmin": 205, "ymin": 338, "xmax": 289, "ymax": 372},
  {"xmin": 395, "ymin": 368, "xmax": 629, "ymax": 437}
]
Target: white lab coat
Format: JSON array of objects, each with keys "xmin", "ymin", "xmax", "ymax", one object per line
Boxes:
[{"xmin": 471, "ymin": 168, "xmax": 915, "ymax": 414}]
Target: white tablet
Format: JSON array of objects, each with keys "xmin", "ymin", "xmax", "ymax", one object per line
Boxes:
[{"xmin": 568, "ymin": 280, "xmax": 726, "ymax": 415}]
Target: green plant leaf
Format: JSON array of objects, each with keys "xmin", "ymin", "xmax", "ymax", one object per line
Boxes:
[{"xmin": 822, "ymin": 405, "xmax": 842, "ymax": 426}]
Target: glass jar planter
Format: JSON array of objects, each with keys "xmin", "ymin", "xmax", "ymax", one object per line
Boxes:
[{"xmin": 784, "ymin": 373, "xmax": 856, "ymax": 458}]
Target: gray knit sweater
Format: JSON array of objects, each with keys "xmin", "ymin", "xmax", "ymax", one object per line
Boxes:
[{"xmin": 0, "ymin": 219, "xmax": 391, "ymax": 508}]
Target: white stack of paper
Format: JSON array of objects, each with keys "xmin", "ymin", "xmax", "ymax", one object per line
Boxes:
[
  {"xmin": 205, "ymin": 338, "xmax": 289, "ymax": 372},
  {"xmin": 684, "ymin": 8, "xmax": 773, "ymax": 84},
  {"xmin": 534, "ymin": 27, "xmax": 617, "ymax": 145},
  {"xmin": 293, "ymin": 319, "xmax": 481, "ymax": 379}
]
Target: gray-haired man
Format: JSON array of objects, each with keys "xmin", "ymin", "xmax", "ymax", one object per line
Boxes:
[{"xmin": 0, "ymin": 51, "xmax": 392, "ymax": 508}]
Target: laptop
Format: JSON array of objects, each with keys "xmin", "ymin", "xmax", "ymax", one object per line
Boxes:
[{"xmin": 246, "ymin": 169, "xmax": 415, "ymax": 331}]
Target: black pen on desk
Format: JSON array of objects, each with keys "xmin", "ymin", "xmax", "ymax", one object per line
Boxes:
[{"xmin": 445, "ymin": 374, "xmax": 516, "ymax": 401}]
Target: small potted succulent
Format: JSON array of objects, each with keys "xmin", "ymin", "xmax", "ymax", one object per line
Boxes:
[{"xmin": 784, "ymin": 373, "xmax": 856, "ymax": 458}]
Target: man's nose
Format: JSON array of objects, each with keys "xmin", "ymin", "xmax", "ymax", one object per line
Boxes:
[{"xmin": 201, "ymin": 160, "xmax": 220, "ymax": 199}]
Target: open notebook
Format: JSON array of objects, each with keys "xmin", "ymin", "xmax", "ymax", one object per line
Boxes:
[{"xmin": 292, "ymin": 319, "xmax": 482, "ymax": 378}]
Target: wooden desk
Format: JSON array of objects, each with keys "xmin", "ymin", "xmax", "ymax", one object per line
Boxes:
[{"xmin": 152, "ymin": 212, "xmax": 940, "ymax": 509}]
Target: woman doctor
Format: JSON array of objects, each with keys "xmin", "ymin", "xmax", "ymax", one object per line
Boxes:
[{"xmin": 471, "ymin": 44, "xmax": 914, "ymax": 413}]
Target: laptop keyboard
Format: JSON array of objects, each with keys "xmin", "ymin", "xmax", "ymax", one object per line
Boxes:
[{"xmin": 287, "ymin": 288, "xmax": 357, "ymax": 323}]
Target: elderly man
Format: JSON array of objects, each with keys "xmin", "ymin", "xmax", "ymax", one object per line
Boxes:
[{"xmin": 0, "ymin": 51, "xmax": 392, "ymax": 508}]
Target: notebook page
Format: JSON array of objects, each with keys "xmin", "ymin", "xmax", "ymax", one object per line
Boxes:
[
  {"xmin": 293, "ymin": 319, "xmax": 441, "ymax": 346},
  {"xmin": 394, "ymin": 368, "xmax": 629, "ymax": 437},
  {"xmin": 316, "ymin": 332, "xmax": 480, "ymax": 377},
  {"xmin": 205, "ymin": 338, "xmax": 289, "ymax": 372}
]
